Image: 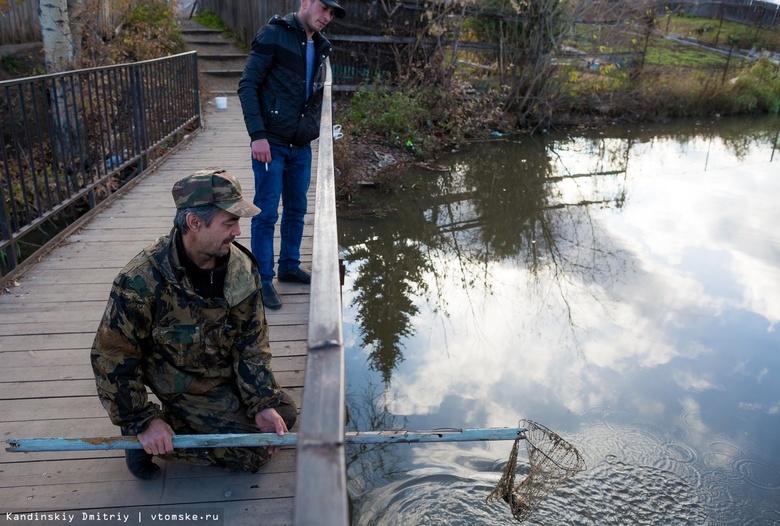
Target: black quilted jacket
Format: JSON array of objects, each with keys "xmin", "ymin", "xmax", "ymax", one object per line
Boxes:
[{"xmin": 237, "ymin": 13, "xmax": 332, "ymax": 147}]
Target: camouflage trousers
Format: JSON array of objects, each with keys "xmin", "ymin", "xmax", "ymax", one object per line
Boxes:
[{"xmin": 144, "ymin": 384, "xmax": 296, "ymax": 473}]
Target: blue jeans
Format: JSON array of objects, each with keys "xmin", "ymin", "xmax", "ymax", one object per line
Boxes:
[{"xmin": 250, "ymin": 143, "xmax": 312, "ymax": 283}]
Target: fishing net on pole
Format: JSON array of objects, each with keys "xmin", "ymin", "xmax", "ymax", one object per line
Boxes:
[{"xmin": 486, "ymin": 419, "xmax": 586, "ymax": 523}]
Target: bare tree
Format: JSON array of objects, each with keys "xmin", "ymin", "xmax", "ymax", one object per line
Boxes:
[
  {"xmin": 504, "ymin": 0, "xmax": 570, "ymax": 125},
  {"xmin": 375, "ymin": 0, "xmax": 472, "ymax": 84}
]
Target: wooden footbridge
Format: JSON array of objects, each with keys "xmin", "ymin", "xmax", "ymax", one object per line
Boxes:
[{"xmin": 0, "ymin": 70, "xmax": 346, "ymax": 526}]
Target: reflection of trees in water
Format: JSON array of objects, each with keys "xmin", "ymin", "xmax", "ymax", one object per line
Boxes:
[
  {"xmin": 587, "ymin": 115, "xmax": 780, "ymax": 163},
  {"xmin": 342, "ymin": 220, "xmax": 434, "ymax": 383},
  {"xmin": 346, "ymin": 381, "xmax": 408, "ymax": 496},
  {"xmin": 426, "ymin": 136, "xmax": 632, "ymax": 330},
  {"xmin": 341, "ymin": 134, "xmax": 632, "ymax": 384},
  {"xmin": 674, "ymin": 116, "xmax": 780, "ymax": 161}
]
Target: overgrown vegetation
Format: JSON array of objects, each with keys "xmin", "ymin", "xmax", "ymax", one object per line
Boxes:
[
  {"xmin": 345, "ymin": 85, "xmax": 427, "ymax": 148},
  {"xmin": 79, "ymin": 0, "xmax": 183, "ymax": 65},
  {"xmin": 729, "ymin": 57, "xmax": 780, "ymax": 113},
  {"xmin": 119, "ymin": 0, "xmax": 184, "ymax": 60},
  {"xmin": 330, "ymin": 0, "xmax": 780, "ymax": 204},
  {"xmin": 192, "ymin": 9, "xmax": 248, "ymax": 53}
]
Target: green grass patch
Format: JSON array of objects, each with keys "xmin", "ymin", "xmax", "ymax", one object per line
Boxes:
[
  {"xmin": 645, "ymin": 37, "xmax": 738, "ymax": 68},
  {"xmin": 345, "ymin": 85, "xmax": 427, "ymax": 147},
  {"xmin": 1, "ymin": 54, "xmax": 22, "ymax": 74},
  {"xmin": 563, "ymin": 65, "xmax": 631, "ymax": 98},
  {"xmin": 192, "ymin": 9, "xmax": 248, "ymax": 53},
  {"xmin": 192, "ymin": 9, "xmax": 227, "ymax": 31},
  {"xmin": 662, "ymin": 12, "xmax": 780, "ymax": 52}
]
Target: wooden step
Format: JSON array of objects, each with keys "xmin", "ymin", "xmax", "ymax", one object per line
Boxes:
[
  {"xmin": 198, "ymin": 53, "xmax": 247, "ymax": 61},
  {"xmin": 185, "ymin": 39, "xmax": 231, "ymax": 45},
  {"xmin": 180, "ymin": 28, "xmax": 223, "ymax": 35},
  {"xmin": 203, "ymin": 69, "xmax": 243, "ymax": 77}
]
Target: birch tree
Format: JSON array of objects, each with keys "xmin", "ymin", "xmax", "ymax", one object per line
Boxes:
[
  {"xmin": 39, "ymin": 0, "xmax": 76, "ymax": 72},
  {"xmin": 39, "ymin": 0, "xmax": 87, "ymax": 184}
]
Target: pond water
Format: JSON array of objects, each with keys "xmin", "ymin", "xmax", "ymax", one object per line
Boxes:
[{"xmin": 338, "ymin": 115, "xmax": 780, "ymax": 525}]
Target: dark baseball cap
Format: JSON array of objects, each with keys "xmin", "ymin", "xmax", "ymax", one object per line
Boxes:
[
  {"xmin": 320, "ymin": 0, "xmax": 346, "ymax": 18},
  {"xmin": 172, "ymin": 169, "xmax": 260, "ymax": 217}
]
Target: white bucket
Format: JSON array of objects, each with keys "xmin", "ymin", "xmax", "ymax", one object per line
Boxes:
[{"xmin": 215, "ymin": 95, "xmax": 228, "ymax": 110}]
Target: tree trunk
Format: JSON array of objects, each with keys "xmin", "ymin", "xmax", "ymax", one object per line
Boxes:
[
  {"xmin": 39, "ymin": 0, "xmax": 76, "ymax": 73},
  {"xmin": 39, "ymin": 0, "xmax": 90, "ymax": 193}
]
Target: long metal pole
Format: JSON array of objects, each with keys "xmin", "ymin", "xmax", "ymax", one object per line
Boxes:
[{"xmin": 6, "ymin": 427, "xmax": 526, "ymax": 453}]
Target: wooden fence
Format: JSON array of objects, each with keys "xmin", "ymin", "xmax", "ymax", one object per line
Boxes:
[
  {"xmin": 196, "ymin": 0, "xmax": 441, "ymax": 87},
  {"xmin": 0, "ymin": 0, "xmax": 40, "ymax": 45},
  {"xmin": 0, "ymin": 0, "xmax": 124, "ymax": 46},
  {"xmin": 197, "ymin": 0, "xmax": 298, "ymax": 47}
]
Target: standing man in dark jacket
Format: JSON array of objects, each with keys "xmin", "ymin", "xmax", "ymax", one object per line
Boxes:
[{"xmin": 238, "ymin": 0, "xmax": 346, "ymax": 309}]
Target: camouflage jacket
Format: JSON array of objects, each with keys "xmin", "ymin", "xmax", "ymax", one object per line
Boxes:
[{"xmin": 91, "ymin": 228, "xmax": 290, "ymax": 435}]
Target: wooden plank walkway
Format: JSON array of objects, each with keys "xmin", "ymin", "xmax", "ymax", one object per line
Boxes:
[{"xmin": 0, "ymin": 95, "xmax": 313, "ymax": 525}]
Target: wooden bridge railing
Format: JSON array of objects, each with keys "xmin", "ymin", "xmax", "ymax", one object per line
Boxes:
[{"xmin": 295, "ymin": 59, "xmax": 349, "ymax": 526}]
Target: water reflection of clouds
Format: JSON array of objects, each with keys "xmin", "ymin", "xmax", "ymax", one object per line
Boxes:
[
  {"xmin": 383, "ymin": 266, "xmax": 552, "ymax": 420},
  {"xmin": 371, "ymin": 137, "xmax": 780, "ymax": 431},
  {"xmin": 614, "ymin": 157, "xmax": 780, "ymax": 329},
  {"xmin": 673, "ymin": 370, "xmax": 721, "ymax": 392},
  {"xmin": 391, "ymin": 258, "xmax": 690, "ymax": 423},
  {"xmin": 344, "ymin": 123, "xmax": 780, "ymax": 524},
  {"xmin": 385, "ymin": 261, "xmax": 625, "ymax": 421}
]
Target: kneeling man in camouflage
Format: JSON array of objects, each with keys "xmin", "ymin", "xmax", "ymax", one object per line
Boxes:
[{"xmin": 91, "ymin": 169, "xmax": 296, "ymax": 479}]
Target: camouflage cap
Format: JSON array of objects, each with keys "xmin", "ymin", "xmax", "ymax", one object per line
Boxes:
[{"xmin": 172, "ymin": 169, "xmax": 260, "ymax": 217}]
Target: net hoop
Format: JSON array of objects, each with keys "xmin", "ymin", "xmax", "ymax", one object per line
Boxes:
[{"xmin": 486, "ymin": 419, "xmax": 585, "ymax": 522}]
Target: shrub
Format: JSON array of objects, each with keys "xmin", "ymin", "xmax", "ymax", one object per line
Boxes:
[
  {"xmin": 120, "ymin": 0, "xmax": 184, "ymax": 61},
  {"xmin": 345, "ymin": 84, "xmax": 426, "ymax": 148},
  {"xmin": 728, "ymin": 57, "xmax": 780, "ymax": 114}
]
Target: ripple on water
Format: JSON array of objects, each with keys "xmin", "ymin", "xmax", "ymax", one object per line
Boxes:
[
  {"xmin": 680, "ymin": 407, "xmax": 708, "ymax": 437},
  {"xmin": 553, "ymin": 459, "xmax": 709, "ymax": 526},
  {"xmin": 698, "ymin": 468, "xmax": 744, "ymax": 525},
  {"xmin": 703, "ymin": 439, "xmax": 747, "ymax": 468},
  {"xmin": 352, "ymin": 474, "xmax": 521, "ymax": 526},
  {"xmin": 353, "ymin": 455, "xmax": 711, "ymax": 526},
  {"xmin": 662, "ymin": 441, "xmax": 698, "ymax": 465},
  {"xmin": 652, "ymin": 441, "xmax": 703, "ymax": 489},
  {"xmin": 353, "ymin": 417, "xmax": 777, "ymax": 525},
  {"xmin": 732, "ymin": 458, "xmax": 780, "ymax": 491}
]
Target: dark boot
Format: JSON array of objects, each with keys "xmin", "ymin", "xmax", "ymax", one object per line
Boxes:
[
  {"xmin": 277, "ymin": 267, "xmax": 311, "ymax": 284},
  {"xmin": 261, "ymin": 281, "xmax": 282, "ymax": 309},
  {"xmin": 121, "ymin": 428, "xmax": 161, "ymax": 480}
]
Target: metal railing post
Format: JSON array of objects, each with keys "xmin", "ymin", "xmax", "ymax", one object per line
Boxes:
[{"xmin": 0, "ymin": 134, "xmax": 17, "ymax": 275}]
